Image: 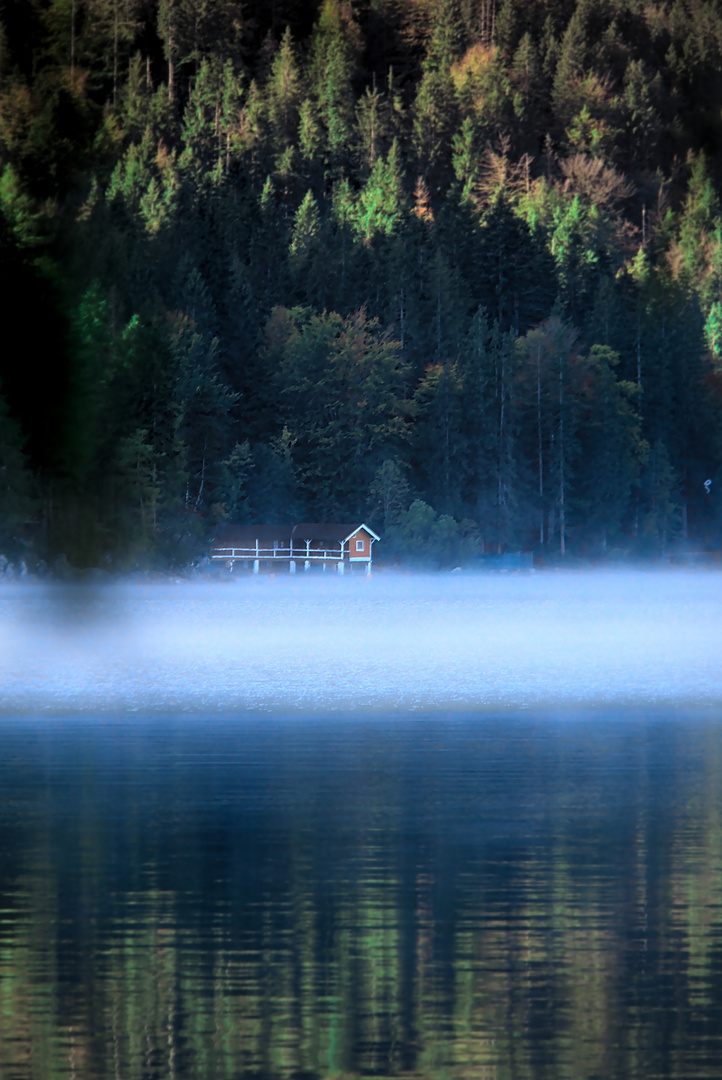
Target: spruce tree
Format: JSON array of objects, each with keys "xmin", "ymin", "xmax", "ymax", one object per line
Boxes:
[
  {"xmin": 354, "ymin": 138, "xmax": 406, "ymax": 242},
  {"xmin": 572, "ymin": 344, "xmax": 644, "ymax": 552},
  {"xmin": 307, "ymin": 0, "xmax": 361, "ymax": 165},
  {"xmin": 289, "ymin": 189, "xmax": 321, "ymax": 265},
  {"xmin": 266, "ymin": 27, "xmax": 302, "ymax": 154},
  {"xmin": 476, "ymin": 194, "xmax": 557, "ymax": 334}
]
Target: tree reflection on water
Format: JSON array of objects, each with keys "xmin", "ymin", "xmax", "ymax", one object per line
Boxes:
[{"xmin": 0, "ymin": 714, "xmax": 721, "ymax": 1079}]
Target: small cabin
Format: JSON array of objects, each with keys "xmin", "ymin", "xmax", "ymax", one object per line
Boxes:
[{"xmin": 210, "ymin": 523, "xmax": 380, "ymax": 574}]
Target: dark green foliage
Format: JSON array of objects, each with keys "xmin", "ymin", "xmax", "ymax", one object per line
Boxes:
[
  {"xmin": 567, "ymin": 343, "xmax": 645, "ymax": 552},
  {"xmin": 262, "ymin": 305, "xmax": 410, "ymax": 517},
  {"xmin": 368, "ymin": 457, "xmax": 411, "ymax": 532},
  {"xmin": 171, "ymin": 313, "xmax": 237, "ymax": 515},
  {"xmin": 246, "ymin": 428, "xmax": 302, "ymax": 522},
  {"xmin": 4, "ymin": 0, "xmax": 722, "ymax": 565},
  {"xmin": 385, "ymin": 497, "xmax": 478, "ymax": 565},
  {"xmin": 0, "ymin": 382, "xmax": 36, "ymax": 555},
  {"xmin": 308, "ymin": 0, "xmax": 362, "ymax": 165},
  {"xmin": 423, "ymin": 0, "xmax": 465, "ymax": 75},
  {"xmin": 476, "ymin": 195, "xmax": 558, "ymax": 334}
]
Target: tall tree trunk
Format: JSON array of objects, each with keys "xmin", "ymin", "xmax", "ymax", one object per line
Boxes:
[
  {"xmin": 137, "ymin": 449, "xmax": 145, "ymax": 528},
  {"xmin": 436, "ymin": 261, "xmax": 442, "ymax": 358},
  {"xmin": 167, "ymin": 17, "xmax": 175, "ymax": 104},
  {"xmin": 70, "ymin": 0, "xmax": 76, "ymax": 86},
  {"xmin": 480, "ymin": 0, "xmax": 497, "ymax": 46},
  {"xmin": 537, "ymin": 338, "xmax": 544, "ymax": 545},
  {"xmin": 498, "ymin": 344, "xmax": 506, "ymax": 554},
  {"xmin": 195, "ymin": 444, "xmax": 207, "ymax": 510},
  {"xmin": 113, "ymin": 0, "xmax": 119, "ymax": 107},
  {"xmin": 559, "ymin": 348, "xmax": 565, "ymax": 556}
]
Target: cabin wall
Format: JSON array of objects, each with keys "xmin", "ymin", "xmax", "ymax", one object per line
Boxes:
[{"xmin": 349, "ymin": 531, "xmax": 372, "ymax": 561}]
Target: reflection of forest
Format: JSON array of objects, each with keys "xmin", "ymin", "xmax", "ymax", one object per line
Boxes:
[{"xmin": 1, "ymin": 720, "xmax": 722, "ymax": 1080}]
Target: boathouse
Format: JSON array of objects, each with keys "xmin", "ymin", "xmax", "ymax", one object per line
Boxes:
[{"xmin": 210, "ymin": 523, "xmax": 380, "ymax": 574}]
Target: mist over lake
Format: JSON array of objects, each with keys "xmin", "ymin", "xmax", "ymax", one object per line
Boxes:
[
  {"xmin": 2, "ymin": 570, "xmax": 722, "ymax": 1080},
  {"xmin": 2, "ymin": 570, "xmax": 721, "ymax": 714}
]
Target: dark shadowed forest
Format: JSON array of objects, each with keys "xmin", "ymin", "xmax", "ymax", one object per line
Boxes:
[{"xmin": 2, "ymin": 0, "xmax": 722, "ymax": 568}]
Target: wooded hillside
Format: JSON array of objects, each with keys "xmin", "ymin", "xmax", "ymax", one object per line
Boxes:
[{"xmin": 2, "ymin": 0, "xmax": 722, "ymax": 566}]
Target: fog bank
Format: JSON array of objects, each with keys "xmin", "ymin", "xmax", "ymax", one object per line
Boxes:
[{"xmin": 1, "ymin": 571, "xmax": 721, "ymax": 714}]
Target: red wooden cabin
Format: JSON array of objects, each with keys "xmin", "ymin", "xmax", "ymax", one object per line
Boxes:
[{"xmin": 210, "ymin": 523, "xmax": 380, "ymax": 574}]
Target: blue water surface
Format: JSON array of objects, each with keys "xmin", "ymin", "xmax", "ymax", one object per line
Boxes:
[{"xmin": 1, "ymin": 710, "xmax": 721, "ymax": 1080}]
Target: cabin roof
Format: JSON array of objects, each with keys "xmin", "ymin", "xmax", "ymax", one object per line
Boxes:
[{"xmin": 290, "ymin": 523, "xmax": 380, "ymax": 543}]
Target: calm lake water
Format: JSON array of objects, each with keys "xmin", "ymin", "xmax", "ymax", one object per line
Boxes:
[{"xmin": 1, "ymin": 576, "xmax": 722, "ymax": 1079}]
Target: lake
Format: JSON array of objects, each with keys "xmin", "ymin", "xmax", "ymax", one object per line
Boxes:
[{"xmin": 1, "ymin": 572, "xmax": 721, "ymax": 1079}]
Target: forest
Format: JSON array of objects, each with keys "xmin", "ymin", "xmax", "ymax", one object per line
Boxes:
[{"xmin": 2, "ymin": 0, "xmax": 722, "ymax": 568}]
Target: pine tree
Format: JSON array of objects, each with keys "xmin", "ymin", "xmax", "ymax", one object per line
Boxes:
[
  {"xmin": 551, "ymin": 0, "xmax": 593, "ymax": 129},
  {"xmin": 518, "ymin": 316, "xmax": 582, "ymax": 555},
  {"xmin": 123, "ymin": 52, "xmax": 151, "ymax": 139},
  {"xmin": 157, "ymin": 0, "xmax": 180, "ymax": 103},
  {"xmin": 354, "ymin": 77, "xmax": 402, "ymax": 178},
  {"xmin": 174, "ymin": 260, "xmax": 218, "ymax": 336},
  {"xmin": 412, "ymin": 66, "xmax": 457, "ymax": 193},
  {"xmin": 171, "ymin": 313, "xmax": 237, "ymax": 517},
  {"xmin": 107, "ymin": 308, "xmax": 185, "ymax": 558},
  {"xmin": 572, "ymin": 344, "xmax": 644, "ymax": 552},
  {"xmin": 216, "ymin": 440, "xmax": 253, "ymax": 522},
  {"xmin": 264, "ymin": 305, "xmax": 410, "ymax": 516},
  {"xmin": 62, "ymin": 283, "xmax": 116, "ymax": 495},
  {"xmin": 307, "ymin": 0, "xmax": 361, "ymax": 164},
  {"xmin": 458, "ymin": 304, "xmax": 497, "ymax": 527},
  {"xmin": 476, "ymin": 194, "xmax": 557, "ymax": 334},
  {"xmin": 678, "ymin": 151, "xmax": 719, "ymax": 281},
  {"xmin": 85, "ymin": 0, "xmax": 141, "ymax": 107},
  {"xmin": 181, "ymin": 56, "xmax": 243, "ymax": 183},
  {"xmin": 619, "ymin": 58, "xmax": 663, "ymax": 168},
  {"xmin": 289, "ymin": 188, "xmax": 321, "ymax": 264},
  {"xmin": 451, "ymin": 115, "xmax": 480, "ymax": 198},
  {"xmin": 368, "ymin": 457, "xmax": 411, "ymax": 532},
  {"xmin": 298, "ymin": 96, "xmax": 322, "ymax": 165},
  {"xmin": 639, "ymin": 439, "xmax": 681, "ymax": 552},
  {"xmin": 412, "ymin": 359, "xmax": 466, "ymax": 515},
  {"xmin": 547, "ymin": 191, "xmax": 602, "ymax": 323},
  {"xmin": 246, "ymin": 427, "xmax": 301, "ymax": 522},
  {"xmin": 509, "ymin": 31, "xmax": 546, "ymax": 149},
  {"xmin": 266, "ymin": 27, "xmax": 302, "ymax": 154},
  {"xmin": 424, "ymin": 0, "xmax": 465, "ymax": 74},
  {"xmin": 354, "ymin": 138, "xmax": 406, "ymax": 242}
]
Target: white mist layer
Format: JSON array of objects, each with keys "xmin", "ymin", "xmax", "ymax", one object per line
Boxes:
[{"xmin": 1, "ymin": 571, "xmax": 721, "ymax": 713}]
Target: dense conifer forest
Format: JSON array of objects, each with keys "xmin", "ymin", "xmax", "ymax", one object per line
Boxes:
[{"xmin": 2, "ymin": 0, "xmax": 722, "ymax": 568}]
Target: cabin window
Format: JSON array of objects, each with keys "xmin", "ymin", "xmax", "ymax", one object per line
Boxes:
[
  {"xmin": 356, "ymin": 539, "xmax": 364, "ymax": 551},
  {"xmin": 273, "ymin": 540, "xmax": 279, "ymax": 549}
]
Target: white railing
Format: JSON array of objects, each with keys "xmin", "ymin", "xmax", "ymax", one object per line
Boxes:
[{"xmin": 211, "ymin": 545, "xmax": 345, "ymax": 561}]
